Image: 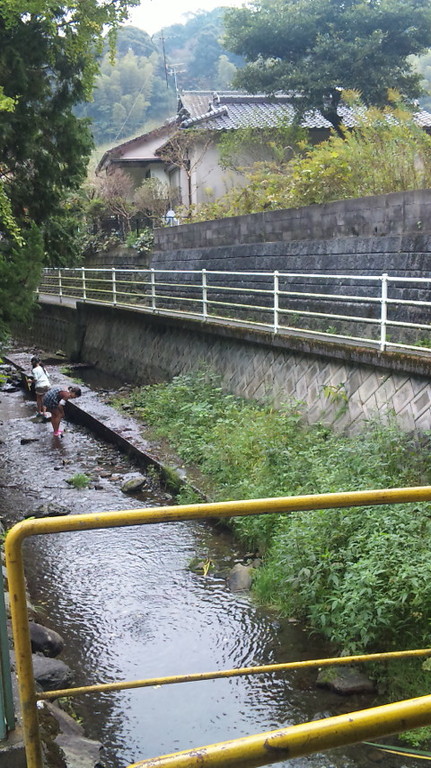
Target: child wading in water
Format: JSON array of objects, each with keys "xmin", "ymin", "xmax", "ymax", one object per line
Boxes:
[
  {"xmin": 30, "ymin": 356, "xmax": 50, "ymax": 417},
  {"xmin": 43, "ymin": 385, "xmax": 82, "ymax": 436}
]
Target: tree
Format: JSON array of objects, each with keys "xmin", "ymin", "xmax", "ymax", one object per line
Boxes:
[
  {"xmin": 92, "ymin": 169, "xmax": 136, "ymax": 235},
  {"xmin": 134, "ymin": 179, "xmax": 174, "ymax": 225},
  {"xmin": 412, "ymin": 51, "xmax": 431, "ymax": 111},
  {"xmin": 224, "ymin": 0, "xmax": 431, "ymax": 131},
  {"xmin": 0, "ymin": 0, "xmax": 139, "ymax": 336}
]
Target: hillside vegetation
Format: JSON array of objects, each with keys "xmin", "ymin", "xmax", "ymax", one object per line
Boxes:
[{"xmin": 75, "ymin": 12, "xmax": 241, "ymax": 145}]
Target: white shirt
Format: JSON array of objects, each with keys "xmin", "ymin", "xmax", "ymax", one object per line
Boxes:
[{"xmin": 32, "ymin": 365, "xmax": 50, "ymax": 389}]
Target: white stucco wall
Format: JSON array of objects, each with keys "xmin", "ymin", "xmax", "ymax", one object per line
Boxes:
[{"xmin": 189, "ymin": 140, "xmax": 245, "ymax": 205}]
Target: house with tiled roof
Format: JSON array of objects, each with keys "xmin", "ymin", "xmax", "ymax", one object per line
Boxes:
[{"xmin": 97, "ymin": 91, "xmax": 431, "ymax": 211}]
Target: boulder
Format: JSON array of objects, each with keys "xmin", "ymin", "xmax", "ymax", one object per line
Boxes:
[
  {"xmin": 121, "ymin": 473, "xmax": 147, "ymax": 494},
  {"xmin": 316, "ymin": 665, "xmax": 376, "ymax": 695},
  {"xmin": 228, "ymin": 563, "xmax": 253, "ymax": 592},
  {"xmin": 30, "ymin": 622, "xmax": 64, "ymax": 658},
  {"xmin": 45, "ymin": 702, "xmax": 103, "ymax": 768},
  {"xmin": 26, "ymin": 503, "xmax": 71, "ymax": 519},
  {"xmin": 32, "ymin": 654, "xmax": 73, "ymax": 692}
]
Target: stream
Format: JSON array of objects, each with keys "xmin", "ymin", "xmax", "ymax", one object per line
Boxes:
[{"xmin": 0, "ymin": 352, "xmax": 421, "ymax": 768}]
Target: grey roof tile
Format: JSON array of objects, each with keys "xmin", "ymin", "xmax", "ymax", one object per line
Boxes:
[{"xmin": 177, "ymin": 91, "xmax": 431, "ymax": 131}]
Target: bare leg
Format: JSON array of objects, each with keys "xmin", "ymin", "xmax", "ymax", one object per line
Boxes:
[
  {"xmin": 36, "ymin": 393, "xmax": 43, "ymax": 414},
  {"xmin": 51, "ymin": 405, "xmax": 64, "ymax": 433}
]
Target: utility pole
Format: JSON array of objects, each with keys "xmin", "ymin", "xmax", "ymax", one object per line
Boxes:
[
  {"xmin": 168, "ymin": 63, "xmax": 185, "ymax": 97},
  {"xmin": 159, "ymin": 31, "xmax": 169, "ymax": 87}
]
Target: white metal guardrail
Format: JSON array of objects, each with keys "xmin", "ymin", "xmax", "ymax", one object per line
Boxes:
[{"xmin": 37, "ymin": 268, "xmax": 431, "ymax": 354}]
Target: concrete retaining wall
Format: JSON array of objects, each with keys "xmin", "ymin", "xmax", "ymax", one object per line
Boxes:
[
  {"xmin": 153, "ymin": 189, "xmax": 431, "ymax": 250},
  {"xmin": 17, "ymin": 301, "xmax": 431, "ymax": 435}
]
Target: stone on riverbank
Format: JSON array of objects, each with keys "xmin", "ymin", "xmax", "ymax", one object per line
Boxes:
[
  {"xmin": 316, "ymin": 665, "xmax": 376, "ymax": 694},
  {"xmin": 46, "ymin": 701, "xmax": 103, "ymax": 768},
  {"xmin": 121, "ymin": 472, "xmax": 147, "ymax": 494},
  {"xmin": 26, "ymin": 503, "xmax": 71, "ymax": 518},
  {"xmin": 30, "ymin": 622, "xmax": 64, "ymax": 658},
  {"xmin": 228, "ymin": 563, "xmax": 253, "ymax": 592},
  {"xmin": 32, "ymin": 654, "xmax": 73, "ymax": 691}
]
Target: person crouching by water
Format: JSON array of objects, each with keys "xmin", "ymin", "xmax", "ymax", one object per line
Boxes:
[
  {"xmin": 30, "ymin": 356, "xmax": 50, "ymax": 417},
  {"xmin": 43, "ymin": 385, "xmax": 81, "ymax": 436}
]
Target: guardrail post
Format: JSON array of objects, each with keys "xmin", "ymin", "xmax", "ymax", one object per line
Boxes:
[
  {"xmin": 150, "ymin": 268, "xmax": 156, "ymax": 311},
  {"xmin": 0, "ymin": 586, "xmax": 14, "ymax": 738},
  {"xmin": 81, "ymin": 267, "xmax": 87, "ymax": 302},
  {"xmin": 58, "ymin": 269, "xmax": 63, "ymax": 304},
  {"xmin": 112, "ymin": 267, "xmax": 117, "ymax": 306},
  {"xmin": 273, "ymin": 271, "xmax": 279, "ymax": 333},
  {"xmin": 202, "ymin": 269, "xmax": 208, "ymax": 320},
  {"xmin": 380, "ymin": 272, "xmax": 388, "ymax": 352}
]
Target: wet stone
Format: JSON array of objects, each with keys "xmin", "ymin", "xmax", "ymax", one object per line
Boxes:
[
  {"xmin": 30, "ymin": 622, "xmax": 64, "ymax": 658},
  {"xmin": 121, "ymin": 472, "xmax": 147, "ymax": 494},
  {"xmin": 228, "ymin": 563, "xmax": 253, "ymax": 592},
  {"xmin": 316, "ymin": 665, "xmax": 376, "ymax": 694},
  {"xmin": 27, "ymin": 503, "xmax": 71, "ymax": 519}
]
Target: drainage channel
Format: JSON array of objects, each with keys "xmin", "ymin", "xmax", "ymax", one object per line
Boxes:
[{"xmin": 0, "ymin": 351, "xmax": 421, "ymax": 768}]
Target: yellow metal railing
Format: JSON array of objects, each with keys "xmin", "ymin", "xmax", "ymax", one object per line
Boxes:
[{"xmin": 5, "ymin": 486, "xmax": 431, "ymax": 768}]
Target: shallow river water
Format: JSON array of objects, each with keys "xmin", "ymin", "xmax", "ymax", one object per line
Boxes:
[{"xmin": 0, "ymin": 365, "xmax": 422, "ymax": 768}]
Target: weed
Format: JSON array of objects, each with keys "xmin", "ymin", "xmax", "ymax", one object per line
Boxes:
[
  {"xmin": 188, "ymin": 555, "xmax": 214, "ymax": 575},
  {"xmin": 322, "ymin": 382, "xmax": 348, "ymax": 403},
  {"xmin": 65, "ymin": 473, "xmax": 90, "ymax": 489},
  {"xmin": 322, "ymin": 382, "xmax": 348, "ymax": 419},
  {"xmin": 415, "ymin": 337, "xmax": 431, "ymax": 349},
  {"xmin": 176, "ymin": 486, "xmax": 203, "ymax": 505},
  {"xmin": 58, "ymin": 697, "xmax": 83, "ymax": 725}
]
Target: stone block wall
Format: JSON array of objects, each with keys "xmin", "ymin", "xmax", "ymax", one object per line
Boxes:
[
  {"xmin": 150, "ymin": 191, "xmax": 431, "ymax": 342},
  {"xmin": 13, "ymin": 303, "xmax": 82, "ymax": 360},
  {"xmin": 153, "ymin": 189, "xmax": 431, "ymax": 251}
]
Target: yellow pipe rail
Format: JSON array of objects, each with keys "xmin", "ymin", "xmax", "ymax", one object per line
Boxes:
[
  {"xmin": 36, "ymin": 647, "xmax": 431, "ymax": 700},
  {"xmin": 5, "ymin": 485, "xmax": 431, "ymax": 768},
  {"xmin": 126, "ymin": 694, "xmax": 431, "ymax": 768}
]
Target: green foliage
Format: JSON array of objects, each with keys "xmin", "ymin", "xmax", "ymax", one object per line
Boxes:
[
  {"xmin": 75, "ymin": 12, "xmax": 242, "ymax": 146},
  {"xmin": 286, "ymin": 100, "xmax": 431, "ymax": 206},
  {"xmin": 218, "ymin": 123, "xmax": 308, "ymax": 170},
  {"xmin": 161, "ymin": 9, "xmax": 242, "ymax": 92},
  {"xmin": 123, "ymin": 371, "xmax": 431, "ymax": 663},
  {"xmin": 412, "ymin": 51, "xmax": 431, "ymax": 112},
  {"xmin": 125, "ymin": 228, "xmax": 154, "ymax": 255},
  {"xmin": 0, "ymin": 0, "xmax": 139, "ymax": 334},
  {"xmin": 224, "ymin": 0, "xmax": 431, "ymax": 129},
  {"xmin": 0, "ymin": 225, "xmax": 44, "ymax": 339},
  {"xmin": 66, "ymin": 473, "xmax": 91, "ymax": 489},
  {"xmin": 75, "ymin": 41, "xmax": 174, "ymax": 144}
]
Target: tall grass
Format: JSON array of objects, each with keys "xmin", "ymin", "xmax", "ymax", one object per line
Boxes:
[{"xmin": 125, "ymin": 370, "xmax": 431, "ymax": 658}]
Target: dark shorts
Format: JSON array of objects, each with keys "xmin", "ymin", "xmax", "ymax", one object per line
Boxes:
[{"xmin": 35, "ymin": 385, "xmax": 49, "ymax": 395}]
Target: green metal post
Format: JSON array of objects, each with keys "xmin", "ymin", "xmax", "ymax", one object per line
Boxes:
[{"xmin": 0, "ymin": 585, "xmax": 14, "ymax": 735}]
